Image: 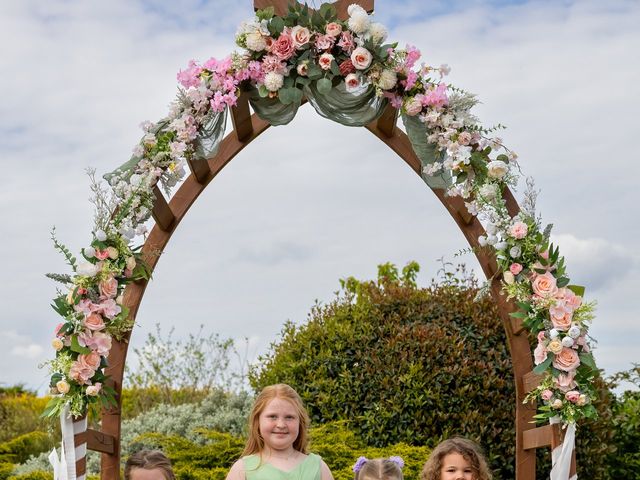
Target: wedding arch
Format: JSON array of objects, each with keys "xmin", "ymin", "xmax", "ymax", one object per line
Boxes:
[{"xmin": 44, "ymin": 1, "xmax": 600, "ymax": 479}]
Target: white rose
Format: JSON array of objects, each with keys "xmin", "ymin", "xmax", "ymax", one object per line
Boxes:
[
  {"xmin": 56, "ymin": 380, "xmax": 70, "ymax": 394},
  {"xmin": 350, "ymin": 47, "xmax": 372, "ymax": 70},
  {"xmin": 495, "ymin": 241, "xmax": 508, "ymax": 251},
  {"xmin": 404, "ymin": 97, "xmax": 423, "ymax": 116},
  {"xmin": 487, "ymin": 160, "xmax": 509, "ymax": 179},
  {"xmin": 378, "ymin": 69, "xmax": 397, "ymax": 90},
  {"xmin": 478, "ymin": 235, "xmax": 488, "ymax": 247},
  {"xmin": 561, "ymin": 336, "xmax": 574, "ymax": 348},
  {"xmin": 503, "ymin": 271, "xmax": 515, "ymax": 285},
  {"xmin": 291, "ymin": 25, "xmax": 311, "ymax": 48},
  {"xmin": 509, "ymin": 246, "xmax": 522, "ymax": 258},
  {"xmin": 95, "ymin": 230, "xmax": 107, "ymax": 241},
  {"xmin": 479, "ymin": 183, "xmax": 498, "ymax": 200},
  {"xmin": 246, "ymin": 32, "xmax": 267, "ymax": 51},
  {"xmin": 84, "ymin": 246, "xmax": 96, "ymax": 258},
  {"xmin": 264, "ymin": 72, "xmax": 284, "ymax": 92},
  {"xmin": 485, "ymin": 223, "xmax": 497, "ymax": 235},
  {"xmin": 551, "ymin": 399, "xmax": 563, "ymax": 409},
  {"xmin": 486, "ymin": 234, "xmax": 498, "ymax": 246},
  {"xmin": 107, "ymin": 246, "xmax": 119, "ymax": 260},
  {"xmin": 348, "ymin": 11, "xmax": 370, "ymax": 35},
  {"xmin": 347, "ymin": 3, "xmax": 367, "ymax": 16},
  {"xmin": 549, "ymin": 328, "xmax": 560, "ymax": 339},
  {"xmin": 367, "ymin": 22, "xmax": 387, "ymax": 43},
  {"xmin": 77, "ymin": 262, "xmax": 100, "ymax": 277}
]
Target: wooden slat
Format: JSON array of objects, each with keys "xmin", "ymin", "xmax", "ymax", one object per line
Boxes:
[
  {"xmin": 335, "ymin": 0, "xmax": 374, "ymax": 18},
  {"xmin": 511, "ymin": 316, "xmax": 526, "ymax": 336},
  {"xmin": 75, "ymin": 459, "xmax": 86, "ymax": 477},
  {"xmin": 376, "ymin": 103, "xmax": 398, "ymax": 137},
  {"xmin": 86, "ymin": 429, "xmax": 116, "ymax": 454},
  {"xmin": 254, "ymin": 0, "xmax": 374, "ymax": 19},
  {"xmin": 523, "ymin": 425, "xmax": 554, "ymax": 450},
  {"xmin": 231, "ymin": 92, "xmax": 254, "ymax": 141},
  {"xmin": 187, "ymin": 157, "xmax": 212, "ymax": 184},
  {"xmin": 523, "ymin": 371, "xmax": 543, "ymax": 393},
  {"xmin": 152, "ymin": 185, "xmax": 175, "ymax": 232}
]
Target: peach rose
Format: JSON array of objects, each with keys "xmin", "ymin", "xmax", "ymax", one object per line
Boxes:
[
  {"xmin": 84, "ymin": 312, "xmax": 105, "ymax": 331},
  {"xmin": 565, "ymin": 390, "xmax": 580, "ymax": 403},
  {"xmin": 325, "ymin": 22, "xmax": 342, "ymax": 37},
  {"xmin": 553, "ymin": 347, "xmax": 580, "ymax": 372},
  {"xmin": 291, "ymin": 26, "xmax": 311, "ymax": 48},
  {"xmin": 509, "ymin": 221, "xmax": 528, "ymax": 239},
  {"xmin": 576, "ymin": 394, "xmax": 588, "ymax": 406},
  {"xmin": 350, "ymin": 46, "xmax": 372, "ymax": 70},
  {"xmin": 99, "ymin": 275, "xmax": 118, "ymax": 299},
  {"xmin": 318, "ymin": 52, "xmax": 334, "ymax": 70},
  {"xmin": 547, "ymin": 338, "xmax": 563, "ymax": 355},
  {"xmin": 69, "ymin": 361, "xmax": 94, "ymax": 385},
  {"xmin": 550, "ymin": 303, "xmax": 572, "ymax": 330},
  {"xmin": 56, "ymin": 380, "xmax": 70, "ymax": 394},
  {"xmin": 52, "ymin": 338, "xmax": 64, "ymax": 351},
  {"xmin": 95, "ymin": 249, "xmax": 110, "ymax": 260},
  {"xmin": 531, "ymin": 272, "xmax": 558, "ymax": 298},
  {"xmin": 551, "ymin": 399, "xmax": 563, "ymax": 409},
  {"xmin": 78, "ymin": 352, "xmax": 101, "ymax": 370},
  {"xmin": 272, "ymin": 32, "xmax": 295, "ymax": 60}
]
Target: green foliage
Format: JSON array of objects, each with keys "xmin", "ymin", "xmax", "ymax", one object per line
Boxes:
[
  {"xmin": 6, "ymin": 471, "xmax": 52, "ymax": 480},
  {"xmin": 0, "ymin": 393, "xmax": 56, "ymax": 443},
  {"xmin": 120, "ymin": 387, "xmax": 210, "ymax": 419},
  {"xmin": 0, "ymin": 463, "xmax": 13, "ymax": 480},
  {"xmin": 250, "ymin": 262, "xmax": 614, "ymax": 479},
  {"xmin": 0, "ymin": 432, "xmax": 53, "ymax": 465}
]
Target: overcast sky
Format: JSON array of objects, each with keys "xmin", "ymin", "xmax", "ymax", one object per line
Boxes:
[{"xmin": 1, "ymin": 0, "xmax": 638, "ymax": 394}]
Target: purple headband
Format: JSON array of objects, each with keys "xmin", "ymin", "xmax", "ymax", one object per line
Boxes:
[{"xmin": 352, "ymin": 456, "xmax": 405, "ymax": 473}]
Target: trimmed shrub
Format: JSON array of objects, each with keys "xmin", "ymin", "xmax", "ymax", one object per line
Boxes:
[
  {"xmin": 0, "ymin": 433, "xmax": 53, "ymax": 465},
  {"xmin": 249, "ymin": 262, "xmax": 614, "ymax": 479},
  {"xmin": 120, "ymin": 387, "xmax": 210, "ymax": 419},
  {"xmin": 0, "ymin": 394, "xmax": 53, "ymax": 443}
]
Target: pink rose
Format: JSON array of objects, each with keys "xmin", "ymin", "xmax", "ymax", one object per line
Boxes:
[
  {"xmin": 553, "ymin": 347, "xmax": 581, "ymax": 372},
  {"xmin": 344, "ymin": 73, "xmax": 360, "ymax": 92},
  {"xmin": 95, "ymin": 249, "xmax": 110, "ymax": 260},
  {"xmin": 90, "ymin": 332, "xmax": 113, "ymax": 356},
  {"xmin": 291, "ymin": 26, "xmax": 311, "ymax": 48},
  {"xmin": 541, "ymin": 389, "xmax": 553, "ymax": 401},
  {"xmin": 510, "ymin": 263, "xmax": 523, "ymax": 275},
  {"xmin": 78, "ymin": 352, "xmax": 101, "ymax": 370},
  {"xmin": 537, "ymin": 331, "xmax": 546, "ymax": 342},
  {"xmin": 509, "ymin": 221, "xmax": 528, "ymax": 239},
  {"xmin": 69, "ymin": 361, "xmax": 94, "ymax": 385},
  {"xmin": 337, "ymin": 31, "xmax": 355, "ymax": 53},
  {"xmin": 98, "ymin": 298, "xmax": 121, "ymax": 319},
  {"xmin": 576, "ymin": 335, "xmax": 590, "ymax": 353},
  {"xmin": 531, "ymin": 272, "xmax": 558, "ymax": 298},
  {"xmin": 555, "ymin": 370, "xmax": 577, "ymax": 392},
  {"xmin": 272, "ymin": 32, "xmax": 295, "ymax": 60},
  {"xmin": 314, "ymin": 34, "xmax": 335, "ymax": 51},
  {"xmin": 557, "ymin": 288, "xmax": 582, "ymax": 309},
  {"xmin": 404, "ymin": 96, "xmax": 423, "ymax": 116},
  {"xmin": 86, "ymin": 383, "xmax": 102, "ymax": 396},
  {"xmin": 318, "ymin": 53, "xmax": 334, "ymax": 70},
  {"xmin": 533, "ymin": 342, "xmax": 547, "ymax": 365},
  {"xmin": 325, "ymin": 22, "xmax": 342, "ymax": 37},
  {"xmin": 550, "ymin": 303, "xmax": 572, "ymax": 330},
  {"xmin": 565, "ymin": 390, "xmax": 580, "ymax": 403},
  {"xmin": 84, "ymin": 313, "xmax": 105, "ymax": 331},
  {"xmin": 99, "ymin": 275, "xmax": 118, "ymax": 299},
  {"xmin": 351, "ymin": 47, "xmax": 372, "ymax": 70},
  {"xmin": 297, "ymin": 63, "xmax": 308, "ymax": 76}
]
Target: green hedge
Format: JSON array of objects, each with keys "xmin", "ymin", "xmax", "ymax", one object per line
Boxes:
[
  {"xmin": 249, "ymin": 262, "xmax": 614, "ymax": 479},
  {"xmin": 0, "ymin": 433, "xmax": 53, "ymax": 465}
]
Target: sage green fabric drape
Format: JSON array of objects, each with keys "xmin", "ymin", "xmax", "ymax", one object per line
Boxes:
[{"xmin": 105, "ymin": 82, "xmax": 453, "ymax": 191}]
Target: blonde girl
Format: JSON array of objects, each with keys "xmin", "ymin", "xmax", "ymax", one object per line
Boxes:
[
  {"xmin": 225, "ymin": 384, "xmax": 334, "ymax": 480},
  {"xmin": 420, "ymin": 438, "xmax": 492, "ymax": 480}
]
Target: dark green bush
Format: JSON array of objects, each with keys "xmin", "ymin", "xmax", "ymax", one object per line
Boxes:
[
  {"xmin": 249, "ymin": 262, "xmax": 614, "ymax": 479},
  {"xmin": 0, "ymin": 432, "xmax": 53, "ymax": 464},
  {"xmin": 7, "ymin": 472, "xmax": 52, "ymax": 480}
]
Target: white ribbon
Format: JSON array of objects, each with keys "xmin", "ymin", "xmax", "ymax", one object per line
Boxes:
[
  {"xmin": 550, "ymin": 417, "xmax": 577, "ymax": 480},
  {"xmin": 49, "ymin": 404, "xmax": 86, "ymax": 480}
]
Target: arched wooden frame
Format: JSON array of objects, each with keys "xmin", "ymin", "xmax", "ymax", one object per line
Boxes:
[{"xmin": 75, "ymin": 2, "xmax": 577, "ymax": 479}]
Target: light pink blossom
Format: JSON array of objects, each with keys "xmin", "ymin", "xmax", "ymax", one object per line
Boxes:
[
  {"xmin": 315, "ymin": 34, "xmax": 335, "ymax": 51},
  {"xmin": 565, "ymin": 390, "xmax": 580, "ymax": 403},
  {"xmin": 534, "ymin": 342, "xmax": 547, "ymax": 365},
  {"xmin": 98, "ymin": 299, "xmax": 121, "ymax": 319},
  {"xmin": 337, "ymin": 31, "xmax": 355, "ymax": 53},
  {"xmin": 509, "ymin": 221, "xmax": 528, "ymax": 239},
  {"xmin": 541, "ymin": 389, "xmax": 553, "ymax": 401},
  {"xmin": 510, "ymin": 263, "xmax": 523, "ymax": 275},
  {"xmin": 555, "ymin": 370, "xmax": 577, "ymax": 392}
]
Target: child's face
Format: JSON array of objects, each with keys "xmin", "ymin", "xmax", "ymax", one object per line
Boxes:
[
  {"xmin": 439, "ymin": 452, "xmax": 475, "ymax": 480},
  {"xmin": 129, "ymin": 467, "xmax": 168, "ymax": 480},
  {"xmin": 258, "ymin": 397, "xmax": 300, "ymax": 452}
]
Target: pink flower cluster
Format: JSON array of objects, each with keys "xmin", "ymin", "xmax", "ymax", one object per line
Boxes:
[{"xmin": 177, "ymin": 56, "xmax": 239, "ymax": 113}]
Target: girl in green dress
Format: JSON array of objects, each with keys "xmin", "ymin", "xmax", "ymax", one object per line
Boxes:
[{"xmin": 225, "ymin": 384, "xmax": 334, "ymax": 480}]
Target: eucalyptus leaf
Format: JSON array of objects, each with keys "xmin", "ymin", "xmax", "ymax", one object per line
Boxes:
[
  {"xmin": 258, "ymin": 85, "xmax": 269, "ymax": 98},
  {"xmin": 533, "ymin": 354, "xmax": 553, "ymax": 375},
  {"xmin": 316, "ymin": 77, "xmax": 332, "ymax": 95},
  {"xmin": 567, "ymin": 285, "xmax": 586, "ymax": 297}
]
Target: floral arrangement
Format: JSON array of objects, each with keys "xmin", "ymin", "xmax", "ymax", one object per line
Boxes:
[{"xmin": 45, "ymin": 2, "xmax": 598, "ymax": 424}]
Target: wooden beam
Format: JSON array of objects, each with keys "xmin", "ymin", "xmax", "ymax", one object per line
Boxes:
[
  {"xmin": 86, "ymin": 429, "xmax": 116, "ymax": 455},
  {"xmin": 334, "ymin": 0, "xmax": 374, "ymax": 19},
  {"xmin": 523, "ymin": 371, "xmax": 543, "ymax": 393},
  {"xmin": 187, "ymin": 157, "xmax": 212, "ymax": 184},
  {"xmin": 511, "ymin": 316, "xmax": 526, "ymax": 336},
  {"xmin": 523, "ymin": 425, "xmax": 553, "ymax": 450},
  {"xmin": 231, "ymin": 92, "xmax": 254, "ymax": 141},
  {"xmin": 376, "ymin": 103, "xmax": 398, "ymax": 137},
  {"xmin": 254, "ymin": 0, "xmax": 374, "ymax": 20},
  {"xmin": 151, "ymin": 185, "xmax": 175, "ymax": 232}
]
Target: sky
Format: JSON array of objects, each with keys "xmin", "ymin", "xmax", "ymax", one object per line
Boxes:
[{"xmin": 0, "ymin": 0, "xmax": 639, "ymax": 395}]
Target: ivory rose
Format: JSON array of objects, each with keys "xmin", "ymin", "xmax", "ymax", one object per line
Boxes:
[
  {"xmin": 509, "ymin": 221, "xmax": 528, "ymax": 239},
  {"xmin": 272, "ymin": 32, "xmax": 295, "ymax": 60},
  {"xmin": 296, "ymin": 62, "xmax": 308, "ymax": 76},
  {"xmin": 99, "ymin": 275, "xmax": 118, "ymax": 299},
  {"xmin": 107, "ymin": 246, "xmax": 119, "ymax": 259},
  {"xmin": 547, "ymin": 338, "xmax": 563, "ymax": 355},
  {"xmin": 84, "ymin": 313, "xmax": 105, "ymax": 331},
  {"xmin": 487, "ymin": 160, "xmax": 508, "ymax": 179},
  {"xmin": 86, "ymin": 383, "xmax": 102, "ymax": 396},
  {"xmin": 551, "ymin": 399, "xmax": 563, "ymax": 409},
  {"xmin": 531, "ymin": 272, "xmax": 558, "ymax": 298},
  {"xmin": 576, "ymin": 394, "xmax": 588, "ymax": 406},
  {"xmin": 351, "ymin": 47, "xmax": 372, "ymax": 70},
  {"xmin": 404, "ymin": 96, "xmax": 423, "ymax": 116},
  {"xmin": 291, "ymin": 26, "xmax": 310, "ymax": 48},
  {"xmin": 325, "ymin": 22, "xmax": 342, "ymax": 37},
  {"xmin": 126, "ymin": 256, "xmax": 136, "ymax": 271},
  {"xmin": 52, "ymin": 338, "xmax": 64, "ymax": 351},
  {"xmin": 553, "ymin": 347, "xmax": 581, "ymax": 372},
  {"xmin": 56, "ymin": 380, "xmax": 70, "ymax": 394},
  {"xmin": 503, "ymin": 271, "xmax": 515, "ymax": 285},
  {"xmin": 318, "ymin": 52, "xmax": 334, "ymax": 70}
]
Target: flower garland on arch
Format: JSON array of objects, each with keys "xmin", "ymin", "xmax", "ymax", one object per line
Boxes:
[{"xmin": 45, "ymin": 2, "xmax": 599, "ymax": 427}]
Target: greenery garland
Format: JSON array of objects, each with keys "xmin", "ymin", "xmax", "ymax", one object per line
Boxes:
[{"xmin": 45, "ymin": 2, "xmax": 598, "ymax": 425}]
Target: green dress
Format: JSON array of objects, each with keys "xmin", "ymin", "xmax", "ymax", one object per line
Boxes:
[{"xmin": 243, "ymin": 454, "xmax": 321, "ymax": 480}]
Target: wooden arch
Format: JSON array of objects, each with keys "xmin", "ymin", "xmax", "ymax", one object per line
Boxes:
[{"xmin": 76, "ymin": 1, "xmax": 576, "ymax": 479}]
